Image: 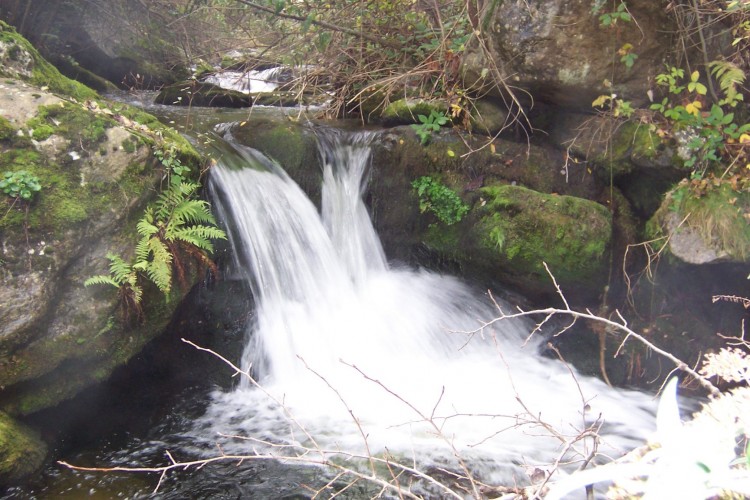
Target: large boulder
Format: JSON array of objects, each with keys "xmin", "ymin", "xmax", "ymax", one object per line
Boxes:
[
  {"xmin": 463, "ymin": 0, "xmax": 678, "ymax": 108},
  {"xmin": 0, "ymin": 23, "xmax": 204, "ymax": 483},
  {"xmin": 420, "ymin": 184, "xmax": 613, "ymax": 298},
  {"xmin": 0, "ymin": 0, "xmax": 189, "ymax": 88}
]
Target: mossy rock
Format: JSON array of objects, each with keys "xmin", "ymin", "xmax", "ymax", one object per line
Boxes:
[
  {"xmin": 0, "ymin": 21, "xmax": 97, "ymax": 101},
  {"xmin": 0, "ymin": 411, "xmax": 46, "ymax": 483},
  {"xmin": 155, "ymin": 81, "xmax": 252, "ymax": 107},
  {"xmin": 380, "ymin": 98, "xmax": 448, "ymax": 126},
  {"xmin": 648, "ymin": 181, "xmax": 750, "ymax": 264},
  {"xmin": 423, "ymin": 183, "xmax": 612, "ymax": 297},
  {"xmin": 0, "ymin": 116, "xmax": 14, "ymax": 141},
  {"xmin": 227, "ymin": 117, "xmax": 322, "ymax": 201},
  {"xmin": 469, "ymin": 97, "xmax": 509, "ymax": 136}
]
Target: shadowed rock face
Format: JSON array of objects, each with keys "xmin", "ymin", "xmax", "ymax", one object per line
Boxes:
[
  {"xmin": 462, "ymin": 0, "xmax": 678, "ymax": 109},
  {"xmin": 0, "ymin": 0, "xmax": 188, "ymax": 88}
]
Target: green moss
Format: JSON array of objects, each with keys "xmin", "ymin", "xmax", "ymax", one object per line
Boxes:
[
  {"xmin": 593, "ymin": 121, "xmax": 663, "ymax": 177},
  {"xmin": 474, "ymin": 184, "xmax": 612, "ymax": 284},
  {"xmin": 0, "ymin": 21, "xmax": 97, "ymax": 101},
  {"xmin": 0, "ymin": 411, "xmax": 46, "ymax": 481},
  {"xmin": 0, "ymin": 116, "xmax": 14, "ymax": 141},
  {"xmin": 658, "ymin": 182, "xmax": 750, "ymax": 261},
  {"xmin": 381, "ymin": 99, "xmax": 448, "ymax": 125},
  {"xmin": 30, "ymin": 123, "xmax": 54, "ymax": 141},
  {"xmin": 32, "ymin": 103, "xmax": 112, "ymax": 148}
]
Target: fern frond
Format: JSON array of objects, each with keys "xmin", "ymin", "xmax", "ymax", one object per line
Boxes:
[
  {"xmin": 84, "ymin": 275, "xmax": 121, "ymax": 288},
  {"xmin": 130, "ymin": 282, "xmax": 143, "ymax": 304},
  {"xmin": 144, "ymin": 238, "xmax": 173, "ymax": 293},
  {"xmin": 135, "ymin": 234, "xmax": 152, "ymax": 263},
  {"xmin": 709, "ymin": 60, "xmax": 746, "ymax": 103},
  {"xmin": 136, "ymin": 216, "xmax": 159, "ymax": 239},
  {"xmin": 153, "ymin": 182, "xmax": 200, "ymax": 221},
  {"xmin": 171, "ymin": 226, "xmax": 227, "ymax": 252},
  {"xmin": 104, "ymin": 253, "xmax": 133, "ymax": 283},
  {"xmin": 176, "ymin": 199, "xmax": 216, "ymax": 224}
]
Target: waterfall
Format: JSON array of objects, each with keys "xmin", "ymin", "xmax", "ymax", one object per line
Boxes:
[
  {"xmin": 202, "ymin": 67, "xmax": 290, "ymax": 94},
  {"xmin": 200, "ymin": 127, "xmax": 656, "ymax": 490}
]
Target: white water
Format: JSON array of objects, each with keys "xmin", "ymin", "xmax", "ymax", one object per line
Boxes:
[
  {"xmin": 202, "ymin": 67, "xmax": 288, "ymax": 94},
  {"xmin": 200, "ymin": 129, "xmax": 656, "ymax": 492}
]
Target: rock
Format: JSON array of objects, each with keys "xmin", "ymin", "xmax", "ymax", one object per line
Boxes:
[
  {"xmin": 463, "ymin": 0, "xmax": 679, "ymax": 108},
  {"xmin": 226, "ymin": 117, "xmax": 322, "ymax": 202},
  {"xmin": 548, "ymin": 112, "xmax": 684, "ymax": 217},
  {"xmin": 424, "ymin": 184, "xmax": 613, "ymax": 298},
  {"xmin": 662, "ymin": 211, "xmax": 730, "ymax": 264},
  {"xmin": 155, "ymin": 81, "xmax": 253, "ymax": 107},
  {"xmin": 0, "ymin": 1, "xmax": 188, "ymax": 88},
  {"xmin": 649, "ymin": 182, "xmax": 750, "ymax": 265},
  {"xmin": 0, "ymin": 24, "xmax": 205, "ymax": 428},
  {"xmin": 379, "ymin": 98, "xmax": 448, "ymax": 126},
  {"xmin": 0, "ymin": 411, "xmax": 46, "ymax": 483},
  {"xmin": 469, "ymin": 97, "xmax": 509, "ymax": 136}
]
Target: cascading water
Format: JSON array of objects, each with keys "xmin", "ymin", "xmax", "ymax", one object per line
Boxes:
[
  {"xmin": 202, "ymin": 67, "xmax": 290, "ymax": 94},
  {"xmin": 199, "ymin": 127, "xmax": 657, "ymax": 493}
]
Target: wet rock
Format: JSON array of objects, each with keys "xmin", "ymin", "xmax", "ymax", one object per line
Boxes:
[{"xmin": 0, "ymin": 411, "xmax": 46, "ymax": 483}]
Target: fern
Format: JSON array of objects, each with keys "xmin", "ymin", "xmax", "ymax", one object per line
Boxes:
[
  {"xmin": 84, "ymin": 252, "xmax": 143, "ymax": 318},
  {"xmin": 84, "ymin": 180, "xmax": 226, "ymax": 322},
  {"xmin": 709, "ymin": 60, "xmax": 746, "ymax": 107}
]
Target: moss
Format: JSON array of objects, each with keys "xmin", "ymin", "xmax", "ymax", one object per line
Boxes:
[
  {"xmin": 32, "ymin": 103, "xmax": 112, "ymax": 148},
  {"xmin": 473, "ymin": 184, "xmax": 612, "ymax": 285},
  {"xmin": 121, "ymin": 137, "xmax": 138, "ymax": 154},
  {"xmin": 30, "ymin": 123, "xmax": 54, "ymax": 141},
  {"xmin": 381, "ymin": 99, "xmax": 448, "ymax": 126},
  {"xmin": 655, "ymin": 182, "xmax": 750, "ymax": 261},
  {"xmin": 0, "ymin": 411, "xmax": 46, "ymax": 482},
  {"xmin": 593, "ymin": 121, "xmax": 663, "ymax": 177},
  {"xmin": 0, "ymin": 116, "xmax": 14, "ymax": 141},
  {"xmin": 0, "ymin": 21, "xmax": 97, "ymax": 102}
]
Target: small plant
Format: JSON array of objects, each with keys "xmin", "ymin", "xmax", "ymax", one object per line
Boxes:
[
  {"xmin": 592, "ymin": 94, "xmax": 635, "ymax": 118},
  {"xmin": 594, "ymin": 1, "xmax": 632, "ymax": 27},
  {"xmin": 154, "ymin": 145, "xmax": 191, "ymax": 185},
  {"xmin": 85, "ymin": 181, "xmax": 226, "ymax": 320},
  {"xmin": 617, "ymin": 43, "xmax": 638, "ymax": 69},
  {"xmin": 134, "ymin": 181, "xmax": 226, "ymax": 293},
  {"xmin": 650, "ymin": 66, "xmax": 750, "ymax": 176},
  {"xmin": 85, "ymin": 253, "xmax": 143, "ymax": 322},
  {"xmin": 412, "ymin": 176, "xmax": 469, "ymax": 225},
  {"xmin": 0, "ymin": 170, "xmax": 41, "ymax": 202},
  {"xmin": 411, "ymin": 110, "xmax": 449, "ymax": 145}
]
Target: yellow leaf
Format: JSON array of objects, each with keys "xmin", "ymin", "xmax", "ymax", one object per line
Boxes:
[
  {"xmin": 592, "ymin": 94, "xmax": 611, "ymax": 108},
  {"xmin": 447, "ymin": 149, "xmax": 455, "ymax": 157},
  {"xmin": 490, "ymin": 143, "xmax": 496, "ymax": 154},
  {"xmin": 739, "ymin": 133, "xmax": 750, "ymax": 144},
  {"xmin": 685, "ymin": 100, "xmax": 702, "ymax": 116},
  {"xmin": 617, "ymin": 43, "xmax": 633, "ymax": 56},
  {"xmin": 240, "ymin": 121, "xmax": 247, "ymax": 127}
]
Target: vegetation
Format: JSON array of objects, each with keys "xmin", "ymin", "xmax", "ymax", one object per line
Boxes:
[
  {"xmin": 86, "ymin": 180, "xmax": 226, "ymax": 319},
  {"xmin": 0, "ymin": 170, "xmax": 41, "ymax": 202},
  {"xmin": 411, "ymin": 175, "xmax": 468, "ymax": 225},
  {"xmin": 411, "ymin": 110, "xmax": 450, "ymax": 145}
]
